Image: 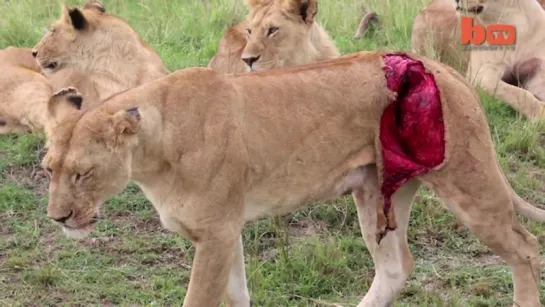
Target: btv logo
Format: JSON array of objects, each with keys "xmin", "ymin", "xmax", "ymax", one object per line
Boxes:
[{"xmin": 460, "ymin": 17, "xmax": 516, "ymax": 45}]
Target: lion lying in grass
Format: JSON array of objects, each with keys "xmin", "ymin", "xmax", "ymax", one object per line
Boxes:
[
  {"xmin": 0, "ymin": 1, "xmax": 169, "ymax": 136},
  {"xmin": 411, "ymin": 0, "xmax": 469, "ymax": 74},
  {"xmin": 0, "ymin": 47, "xmax": 98, "ymax": 136},
  {"xmin": 413, "ymin": 0, "xmax": 545, "ymax": 120},
  {"xmin": 207, "ymin": 0, "xmax": 340, "ymax": 73},
  {"xmin": 32, "ymin": 0, "xmax": 168, "ymax": 99},
  {"xmin": 42, "ymin": 50, "xmax": 544, "ymax": 307},
  {"xmin": 455, "ymin": 0, "xmax": 545, "ymax": 120}
]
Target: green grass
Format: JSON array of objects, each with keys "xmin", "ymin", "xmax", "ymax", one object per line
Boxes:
[{"xmin": 1, "ymin": 0, "xmax": 545, "ymax": 306}]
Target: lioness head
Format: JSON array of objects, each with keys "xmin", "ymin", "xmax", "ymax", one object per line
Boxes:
[
  {"xmin": 32, "ymin": 1, "xmax": 108, "ymax": 75},
  {"xmin": 454, "ymin": 0, "xmax": 487, "ymax": 14},
  {"xmin": 42, "ymin": 99, "xmax": 141, "ymax": 239},
  {"xmin": 241, "ymin": 0, "xmax": 323, "ymax": 71}
]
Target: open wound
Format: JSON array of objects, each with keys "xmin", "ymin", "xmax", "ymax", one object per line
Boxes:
[{"xmin": 377, "ymin": 53, "xmax": 446, "ymax": 242}]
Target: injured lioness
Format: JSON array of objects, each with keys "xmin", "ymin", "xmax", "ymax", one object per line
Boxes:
[{"xmin": 43, "ymin": 51, "xmax": 544, "ymax": 307}]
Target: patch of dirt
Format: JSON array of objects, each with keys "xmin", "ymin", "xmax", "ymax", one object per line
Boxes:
[
  {"xmin": 3, "ymin": 164, "xmax": 49, "ymax": 196},
  {"xmin": 288, "ymin": 218, "xmax": 322, "ymax": 238}
]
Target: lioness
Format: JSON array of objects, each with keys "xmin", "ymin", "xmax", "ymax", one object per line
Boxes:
[
  {"xmin": 31, "ymin": 0, "xmax": 168, "ymax": 100},
  {"xmin": 414, "ymin": 0, "xmax": 545, "ymax": 119},
  {"xmin": 0, "ymin": 52, "xmax": 99, "ymax": 136},
  {"xmin": 207, "ymin": 0, "xmax": 340, "ymax": 73},
  {"xmin": 456, "ymin": 0, "xmax": 545, "ymax": 119},
  {"xmin": 411, "ymin": 0, "xmax": 545, "ymax": 75},
  {"xmin": 0, "ymin": 46, "xmax": 45, "ymax": 134},
  {"xmin": 411, "ymin": 0, "xmax": 469, "ymax": 74},
  {"xmin": 43, "ymin": 51, "xmax": 544, "ymax": 307}
]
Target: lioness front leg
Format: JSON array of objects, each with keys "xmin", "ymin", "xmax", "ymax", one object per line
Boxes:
[
  {"xmin": 472, "ymin": 69, "xmax": 545, "ymax": 120},
  {"xmin": 225, "ymin": 234, "xmax": 251, "ymax": 307},
  {"xmin": 183, "ymin": 229, "xmax": 241, "ymax": 307},
  {"xmin": 353, "ymin": 165, "xmax": 421, "ymax": 307}
]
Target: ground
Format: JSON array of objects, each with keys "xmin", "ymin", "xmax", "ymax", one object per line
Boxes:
[{"xmin": 1, "ymin": 0, "xmax": 544, "ymax": 306}]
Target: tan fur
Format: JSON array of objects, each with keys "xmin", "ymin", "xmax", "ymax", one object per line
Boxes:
[
  {"xmin": 413, "ymin": 0, "xmax": 545, "ymax": 119},
  {"xmin": 1, "ymin": 1, "xmax": 169, "ymax": 136},
  {"xmin": 32, "ymin": 0, "xmax": 168, "ymax": 100},
  {"xmin": 0, "ymin": 45, "xmax": 104, "ymax": 136},
  {"xmin": 43, "ymin": 51, "xmax": 544, "ymax": 307},
  {"xmin": 456, "ymin": 0, "xmax": 545, "ymax": 119},
  {"xmin": 207, "ymin": 0, "xmax": 340, "ymax": 73},
  {"xmin": 411, "ymin": 0, "xmax": 469, "ymax": 74},
  {"xmin": 0, "ymin": 47, "xmax": 50, "ymax": 134}
]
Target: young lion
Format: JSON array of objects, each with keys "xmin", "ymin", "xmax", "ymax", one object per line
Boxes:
[
  {"xmin": 207, "ymin": 0, "xmax": 340, "ymax": 73},
  {"xmin": 43, "ymin": 51, "xmax": 544, "ymax": 307},
  {"xmin": 0, "ymin": 50, "xmax": 100, "ymax": 136},
  {"xmin": 31, "ymin": 0, "xmax": 168, "ymax": 100},
  {"xmin": 411, "ymin": 0, "xmax": 545, "ymax": 76},
  {"xmin": 455, "ymin": 0, "xmax": 545, "ymax": 120},
  {"xmin": 414, "ymin": 0, "xmax": 545, "ymax": 119},
  {"xmin": 0, "ymin": 45, "xmax": 103, "ymax": 136},
  {"xmin": 411, "ymin": 0, "xmax": 469, "ymax": 74}
]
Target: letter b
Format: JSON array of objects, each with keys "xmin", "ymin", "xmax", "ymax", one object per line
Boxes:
[{"xmin": 460, "ymin": 17, "xmax": 486, "ymax": 45}]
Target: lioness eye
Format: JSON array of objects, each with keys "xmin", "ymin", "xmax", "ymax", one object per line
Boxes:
[
  {"xmin": 267, "ymin": 26, "xmax": 278, "ymax": 36},
  {"xmin": 246, "ymin": 28, "xmax": 252, "ymax": 35},
  {"xmin": 74, "ymin": 168, "xmax": 93, "ymax": 184}
]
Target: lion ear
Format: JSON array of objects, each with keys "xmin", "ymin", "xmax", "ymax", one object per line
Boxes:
[
  {"xmin": 282, "ymin": 0, "xmax": 317, "ymax": 24},
  {"xmin": 105, "ymin": 107, "xmax": 141, "ymax": 149},
  {"xmin": 110, "ymin": 107, "xmax": 141, "ymax": 139},
  {"xmin": 62, "ymin": 5, "xmax": 87, "ymax": 30},
  {"xmin": 83, "ymin": 0, "xmax": 105, "ymax": 13},
  {"xmin": 48, "ymin": 87, "xmax": 83, "ymax": 118}
]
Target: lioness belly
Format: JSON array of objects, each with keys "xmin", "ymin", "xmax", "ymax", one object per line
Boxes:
[{"xmin": 243, "ymin": 166, "xmax": 370, "ymax": 221}]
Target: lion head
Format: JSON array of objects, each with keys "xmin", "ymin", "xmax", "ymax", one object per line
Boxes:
[
  {"xmin": 32, "ymin": 1, "xmax": 108, "ymax": 75},
  {"xmin": 239, "ymin": 0, "xmax": 339, "ymax": 71},
  {"xmin": 42, "ymin": 97, "xmax": 141, "ymax": 239},
  {"xmin": 32, "ymin": 1, "xmax": 167, "ymax": 97},
  {"xmin": 454, "ymin": 0, "xmax": 487, "ymax": 14}
]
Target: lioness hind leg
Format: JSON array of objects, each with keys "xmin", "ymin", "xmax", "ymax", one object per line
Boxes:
[
  {"xmin": 427, "ymin": 176, "xmax": 541, "ymax": 307},
  {"xmin": 353, "ymin": 165, "xmax": 421, "ymax": 307}
]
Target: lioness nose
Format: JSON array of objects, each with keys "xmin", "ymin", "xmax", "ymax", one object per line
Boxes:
[
  {"xmin": 31, "ymin": 50, "xmax": 38, "ymax": 58},
  {"xmin": 49, "ymin": 210, "xmax": 73, "ymax": 224},
  {"xmin": 242, "ymin": 55, "xmax": 260, "ymax": 68}
]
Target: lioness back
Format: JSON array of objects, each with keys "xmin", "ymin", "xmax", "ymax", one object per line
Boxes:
[{"xmin": 208, "ymin": 0, "xmax": 340, "ymax": 73}]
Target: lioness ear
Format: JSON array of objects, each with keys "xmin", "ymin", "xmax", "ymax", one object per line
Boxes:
[
  {"xmin": 84, "ymin": 0, "xmax": 105, "ymax": 13},
  {"xmin": 282, "ymin": 0, "xmax": 317, "ymax": 24},
  {"xmin": 106, "ymin": 107, "xmax": 141, "ymax": 149},
  {"xmin": 62, "ymin": 5, "xmax": 87, "ymax": 30},
  {"xmin": 48, "ymin": 87, "xmax": 83, "ymax": 118},
  {"xmin": 112, "ymin": 107, "xmax": 141, "ymax": 136}
]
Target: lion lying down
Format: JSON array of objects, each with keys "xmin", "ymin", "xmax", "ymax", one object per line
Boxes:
[
  {"xmin": 0, "ymin": 47, "xmax": 99, "ymax": 136},
  {"xmin": 413, "ymin": 0, "xmax": 545, "ymax": 120},
  {"xmin": 43, "ymin": 51, "xmax": 544, "ymax": 307}
]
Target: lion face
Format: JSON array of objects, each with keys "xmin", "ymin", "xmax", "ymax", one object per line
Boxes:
[
  {"xmin": 241, "ymin": 0, "xmax": 319, "ymax": 71},
  {"xmin": 31, "ymin": 1, "xmax": 109, "ymax": 75},
  {"xmin": 42, "ymin": 100, "xmax": 141, "ymax": 239},
  {"xmin": 455, "ymin": 0, "xmax": 488, "ymax": 15}
]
